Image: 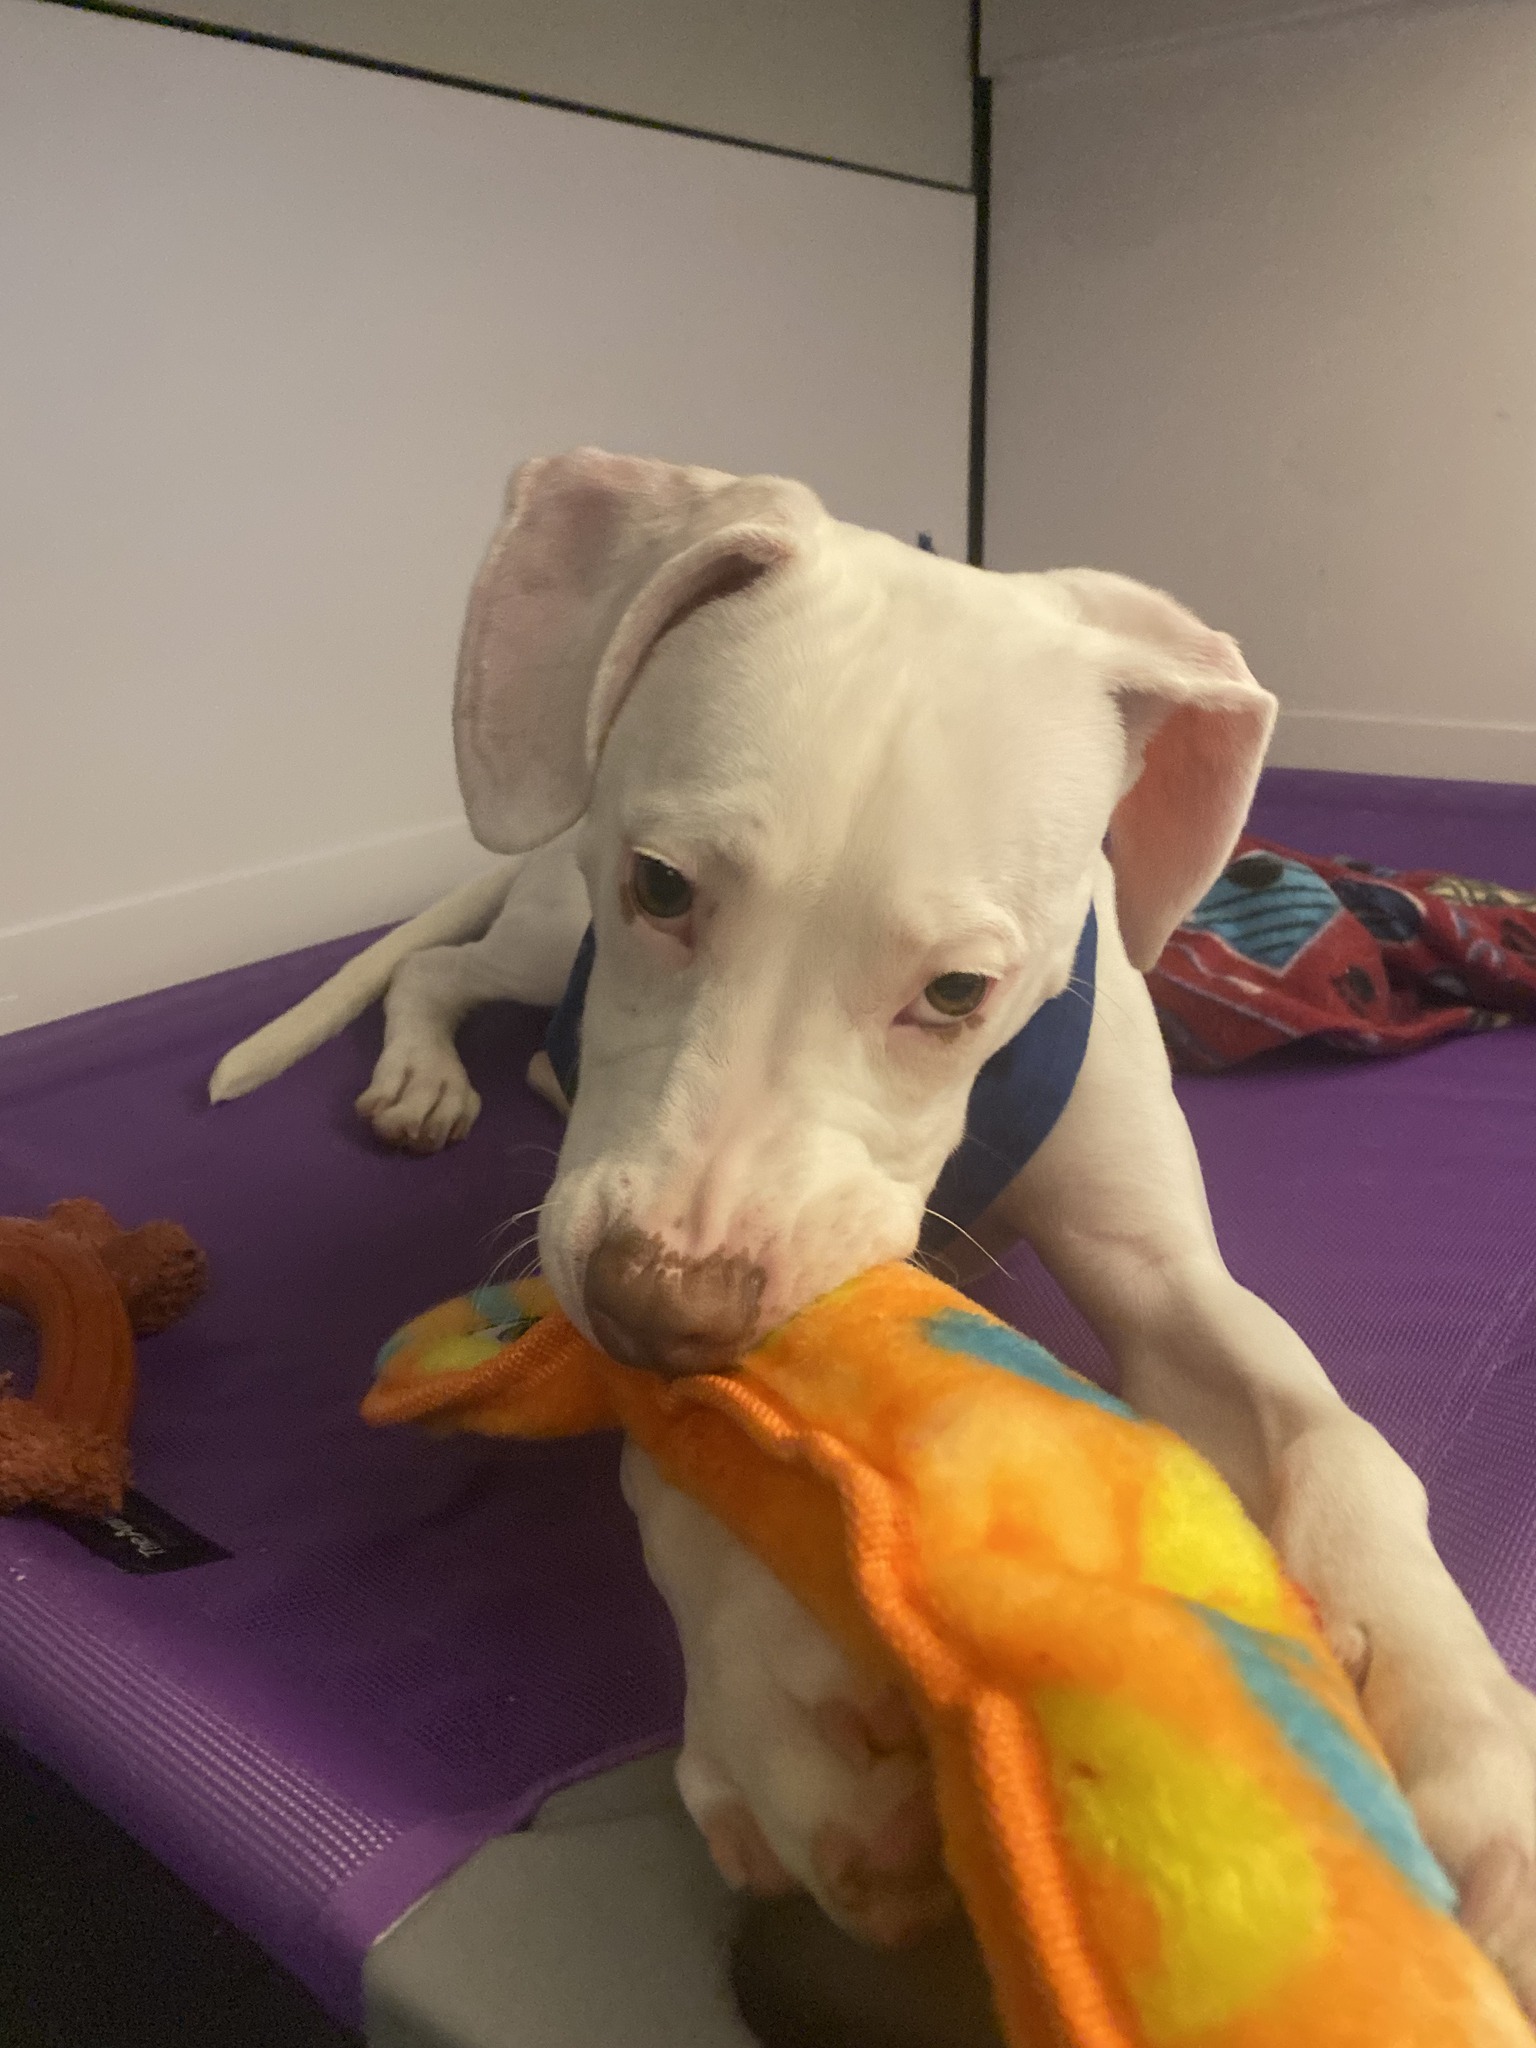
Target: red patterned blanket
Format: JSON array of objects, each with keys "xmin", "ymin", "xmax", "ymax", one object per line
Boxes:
[{"xmin": 1149, "ymin": 838, "xmax": 1536, "ymax": 1072}]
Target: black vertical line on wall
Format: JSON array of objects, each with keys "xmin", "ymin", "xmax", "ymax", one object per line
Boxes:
[{"xmin": 966, "ymin": 0, "xmax": 992, "ymax": 568}]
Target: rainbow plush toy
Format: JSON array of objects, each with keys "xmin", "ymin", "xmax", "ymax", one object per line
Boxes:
[{"xmin": 365, "ymin": 1263, "xmax": 1533, "ymax": 2048}]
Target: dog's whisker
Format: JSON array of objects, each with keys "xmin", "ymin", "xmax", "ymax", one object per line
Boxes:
[
  {"xmin": 917, "ymin": 1207, "xmax": 1051, "ymax": 1325},
  {"xmin": 481, "ymin": 1202, "xmax": 546, "ymax": 1253},
  {"xmin": 907, "ymin": 1240, "xmax": 975, "ymax": 1293},
  {"xmin": 479, "ymin": 1233, "xmax": 541, "ymax": 1291},
  {"xmin": 1064, "ymin": 970, "xmax": 1139, "ymax": 1035},
  {"xmin": 919, "ymin": 1207, "xmax": 1011, "ymax": 1284},
  {"xmin": 490, "ymin": 1203, "xmax": 545, "ymax": 1234},
  {"xmin": 498, "ymin": 1142, "xmax": 563, "ymax": 1168}
]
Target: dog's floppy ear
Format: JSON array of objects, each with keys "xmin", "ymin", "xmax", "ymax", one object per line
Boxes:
[
  {"xmin": 454, "ymin": 448, "xmax": 822, "ymax": 852},
  {"xmin": 1050, "ymin": 569, "xmax": 1278, "ymax": 970}
]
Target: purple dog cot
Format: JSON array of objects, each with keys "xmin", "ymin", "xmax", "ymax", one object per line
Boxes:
[{"xmin": 1, "ymin": 766, "xmax": 1533, "ymax": 2024}]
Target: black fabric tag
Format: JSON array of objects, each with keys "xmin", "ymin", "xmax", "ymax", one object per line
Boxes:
[{"xmin": 36, "ymin": 1490, "xmax": 231, "ymax": 1573}]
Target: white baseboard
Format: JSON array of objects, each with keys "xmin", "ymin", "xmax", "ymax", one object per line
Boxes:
[
  {"xmin": 5, "ymin": 716, "xmax": 1529, "ymax": 1041},
  {"xmin": 0, "ymin": 818, "xmax": 504, "ymax": 1037},
  {"xmin": 1268, "ymin": 709, "xmax": 1536, "ymax": 785}
]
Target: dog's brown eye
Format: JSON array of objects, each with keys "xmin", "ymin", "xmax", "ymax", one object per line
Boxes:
[
  {"xmin": 923, "ymin": 972, "xmax": 989, "ymax": 1018},
  {"xmin": 632, "ymin": 854, "xmax": 694, "ymax": 922}
]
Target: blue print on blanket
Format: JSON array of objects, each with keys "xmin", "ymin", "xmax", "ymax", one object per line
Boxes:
[{"xmin": 1186, "ymin": 855, "xmax": 1342, "ymax": 972}]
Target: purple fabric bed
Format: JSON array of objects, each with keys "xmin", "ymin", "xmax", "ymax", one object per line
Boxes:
[
  {"xmin": 1, "ymin": 766, "xmax": 1533, "ymax": 2022},
  {"xmin": 0, "ymin": 961, "xmax": 685, "ymax": 2019}
]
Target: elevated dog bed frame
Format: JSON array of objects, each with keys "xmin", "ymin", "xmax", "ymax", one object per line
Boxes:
[{"xmin": 1, "ymin": 768, "xmax": 1532, "ymax": 2040}]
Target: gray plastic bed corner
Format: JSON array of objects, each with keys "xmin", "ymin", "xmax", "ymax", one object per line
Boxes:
[{"xmin": 363, "ymin": 1749, "xmax": 757, "ymax": 2047}]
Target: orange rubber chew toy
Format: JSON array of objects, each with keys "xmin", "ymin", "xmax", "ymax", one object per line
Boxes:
[
  {"xmin": 367, "ymin": 1261, "xmax": 1533, "ymax": 2048},
  {"xmin": 0, "ymin": 1200, "xmax": 207, "ymax": 1515}
]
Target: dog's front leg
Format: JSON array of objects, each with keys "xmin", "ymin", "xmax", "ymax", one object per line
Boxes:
[
  {"xmin": 973, "ymin": 868, "xmax": 1536, "ymax": 2009},
  {"xmin": 620, "ymin": 1441, "xmax": 955, "ymax": 1947},
  {"xmin": 357, "ymin": 833, "xmax": 589, "ymax": 1150}
]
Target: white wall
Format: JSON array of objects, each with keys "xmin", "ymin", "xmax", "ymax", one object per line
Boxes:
[
  {"xmin": 121, "ymin": 0, "xmax": 974, "ymax": 187},
  {"xmin": 983, "ymin": 0, "xmax": 1536, "ymax": 782},
  {"xmin": 0, "ymin": 1, "xmax": 973, "ymax": 1031}
]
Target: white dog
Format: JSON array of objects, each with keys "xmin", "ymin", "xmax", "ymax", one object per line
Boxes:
[{"xmin": 214, "ymin": 450, "xmax": 1536, "ymax": 2004}]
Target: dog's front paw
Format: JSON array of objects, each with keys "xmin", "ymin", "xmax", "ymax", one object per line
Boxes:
[
  {"xmin": 1459, "ymin": 1830, "xmax": 1536, "ymax": 2018},
  {"xmin": 1390, "ymin": 1671, "xmax": 1536, "ymax": 2015},
  {"xmin": 1274, "ymin": 1427, "xmax": 1536, "ymax": 2014},
  {"xmin": 678, "ymin": 1680, "xmax": 954, "ymax": 1950},
  {"xmin": 1301, "ymin": 1550, "xmax": 1536, "ymax": 2008},
  {"xmin": 809, "ymin": 1769, "xmax": 952, "ymax": 1950},
  {"xmin": 355, "ymin": 1042, "xmax": 481, "ymax": 1153},
  {"xmin": 625, "ymin": 1441, "xmax": 956, "ymax": 1950}
]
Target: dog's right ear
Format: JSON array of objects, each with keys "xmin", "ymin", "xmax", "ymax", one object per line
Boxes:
[
  {"xmin": 1046, "ymin": 568, "xmax": 1278, "ymax": 970},
  {"xmin": 453, "ymin": 449, "xmax": 823, "ymax": 852}
]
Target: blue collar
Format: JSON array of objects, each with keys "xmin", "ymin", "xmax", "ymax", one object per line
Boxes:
[{"xmin": 922, "ymin": 909, "xmax": 1096, "ymax": 1248}]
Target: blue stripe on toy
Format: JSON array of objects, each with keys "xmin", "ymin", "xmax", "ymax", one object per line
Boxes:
[
  {"xmin": 1196, "ymin": 1607, "xmax": 1456, "ymax": 1911},
  {"xmin": 469, "ymin": 1284, "xmax": 518, "ymax": 1326},
  {"xmin": 373, "ymin": 1328, "xmax": 409, "ymax": 1372},
  {"xmin": 921, "ymin": 1308, "xmax": 1135, "ymax": 1419},
  {"xmin": 468, "ymin": 1283, "xmax": 541, "ymax": 1343}
]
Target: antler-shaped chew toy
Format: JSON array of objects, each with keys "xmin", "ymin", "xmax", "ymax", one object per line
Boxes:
[{"xmin": 0, "ymin": 1200, "xmax": 207, "ymax": 1515}]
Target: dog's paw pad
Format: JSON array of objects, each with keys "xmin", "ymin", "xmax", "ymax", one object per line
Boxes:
[
  {"xmin": 1459, "ymin": 1837, "xmax": 1528, "ymax": 1938},
  {"xmin": 701, "ymin": 1802, "xmax": 798, "ymax": 1897},
  {"xmin": 811, "ymin": 1791, "xmax": 954, "ymax": 1949},
  {"xmin": 1458, "ymin": 1837, "xmax": 1536, "ymax": 2015}
]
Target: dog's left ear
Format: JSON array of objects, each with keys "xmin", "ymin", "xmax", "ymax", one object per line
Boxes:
[
  {"xmin": 454, "ymin": 449, "xmax": 824, "ymax": 853},
  {"xmin": 1049, "ymin": 569, "xmax": 1279, "ymax": 970}
]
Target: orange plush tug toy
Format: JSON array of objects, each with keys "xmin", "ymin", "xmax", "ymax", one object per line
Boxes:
[
  {"xmin": 0, "ymin": 1200, "xmax": 207, "ymax": 1515},
  {"xmin": 368, "ymin": 1262, "xmax": 1534, "ymax": 2048}
]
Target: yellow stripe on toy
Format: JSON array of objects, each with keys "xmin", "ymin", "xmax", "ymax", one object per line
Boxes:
[{"xmin": 364, "ymin": 1262, "xmax": 1534, "ymax": 2048}]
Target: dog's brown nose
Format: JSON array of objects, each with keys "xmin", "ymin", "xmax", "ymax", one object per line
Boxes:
[{"xmin": 584, "ymin": 1228, "xmax": 766, "ymax": 1378}]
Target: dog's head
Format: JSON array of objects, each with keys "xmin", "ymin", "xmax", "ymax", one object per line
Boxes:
[{"xmin": 455, "ymin": 450, "xmax": 1276, "ymax": 1373}]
